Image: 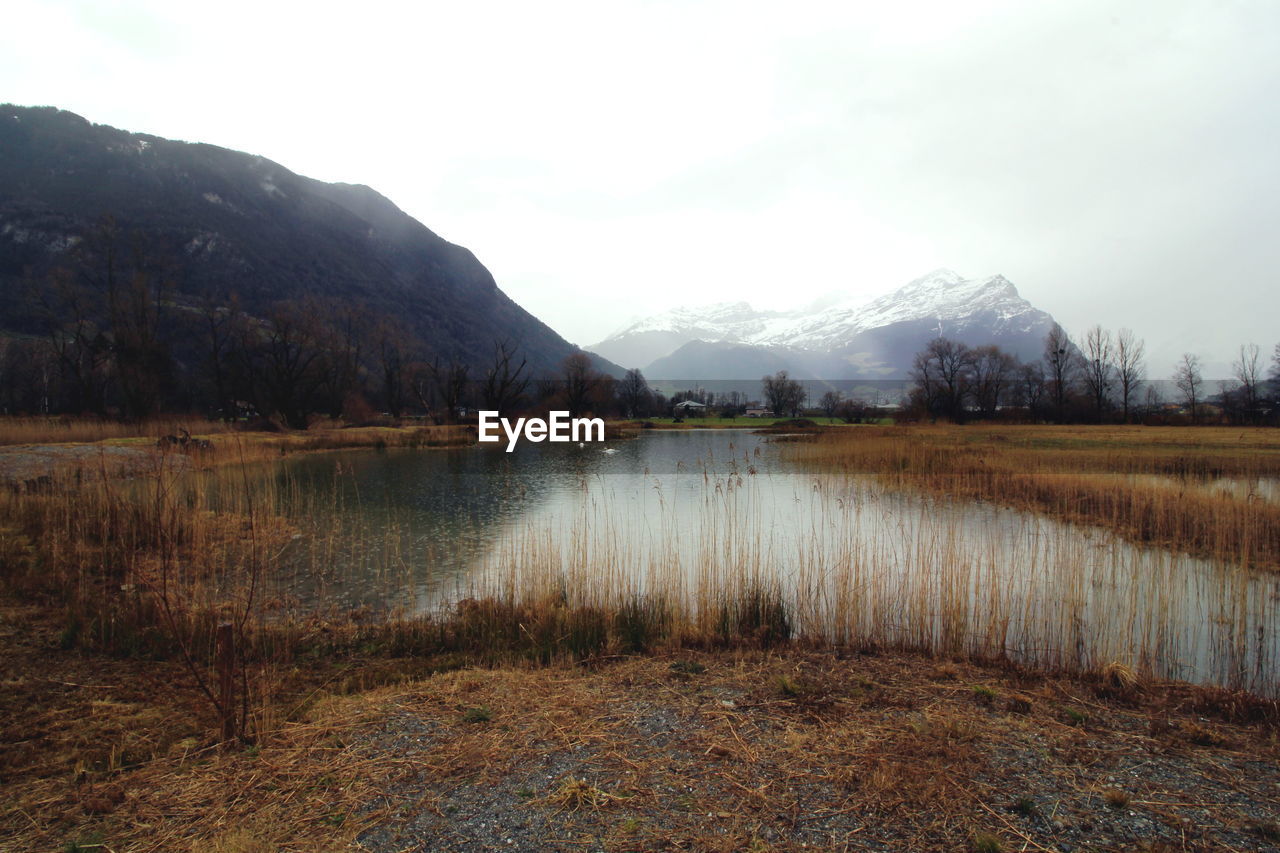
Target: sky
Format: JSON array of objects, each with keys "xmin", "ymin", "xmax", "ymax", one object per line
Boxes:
[{"xmin": 3, "ymin": 0, "xmax": 1278, "ymax": 375}]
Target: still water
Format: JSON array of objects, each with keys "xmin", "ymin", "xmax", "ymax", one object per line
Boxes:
[{"xmin": 242, "ymin": 430, "xmax": 1278, "ymax": 695}]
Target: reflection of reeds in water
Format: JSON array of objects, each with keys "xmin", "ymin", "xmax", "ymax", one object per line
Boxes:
[
  {"xmin": 3, "ymin": 428, "xmax": 1277, "ymax": 712},
  {"xmin": 462, "ymin": 465, "xmax": 1276, "ymax": 694}
]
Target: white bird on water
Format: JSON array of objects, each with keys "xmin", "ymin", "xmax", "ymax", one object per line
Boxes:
[{"xmin": 602, "ymin": 447, "xmax": 618, "ymax": 455}]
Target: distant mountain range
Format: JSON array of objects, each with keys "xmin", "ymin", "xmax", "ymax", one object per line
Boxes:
[
  {"xmin": 0, "ymin": 105, "xmax": 616, "ymax": 377},
  {"xmin": 589, "ymin": 269, "xmax": 1062, "ymax": 379}
]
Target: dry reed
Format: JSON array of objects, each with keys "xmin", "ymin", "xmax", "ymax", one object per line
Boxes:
[
  {"xmin": 3, "ymin": 422, "xmax": 1277, "ymax": 754},
  {"xmin": 0, "ymin": 415, "xmax": 236, "ymax": 446},
  {"xmin": 790, "ymin": 425, "xmax": 1280, "ymax": 570}
]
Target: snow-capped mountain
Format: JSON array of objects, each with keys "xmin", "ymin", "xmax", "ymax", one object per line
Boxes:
[
  {"xmin": 589, "ymin": 270, "xmax": 1060, "ymax": 379},
  {"xmin": 584, "ymin": 301, "xmax": 783, "ymax": 371}
]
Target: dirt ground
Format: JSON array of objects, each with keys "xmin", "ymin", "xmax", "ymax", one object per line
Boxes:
[
  {"xmin": 3, "ymin": 600, "xmax": 1278, "ymax": 853},
  {"xmin": 0, "ymin": 442, "xmax": 183, "ymax": 489}
]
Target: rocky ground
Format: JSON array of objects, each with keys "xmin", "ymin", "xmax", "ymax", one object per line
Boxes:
[
  {"xmin": 3, "ymin": 601, "xmax": 1277, "ymax": 853},
  {"xmin": 348, "ymin": 655, "xmax": 1280, "ymax": 853}
]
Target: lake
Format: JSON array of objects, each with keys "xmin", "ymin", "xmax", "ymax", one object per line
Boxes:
[{"xmin": 227, "ymin": 429, "xmax": 1279, "ymax": 695}]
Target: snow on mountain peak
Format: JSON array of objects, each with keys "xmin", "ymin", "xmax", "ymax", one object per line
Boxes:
[
  {"xmin": 589, "ymin": 270, "xmax": 1049, "ymax": 369},
  {"xmin": 851, "ymin": 271, "xmax": 1025, "ymax": 330},
  {"xmin": 615, "ymin": 299, "xmax": 767, "ymax": 338},
  {"xmin": 909, "ymin": 267, "xmax": 964, "ymax": 287}
]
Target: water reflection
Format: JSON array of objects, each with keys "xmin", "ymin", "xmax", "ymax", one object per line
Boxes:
[{"xmin": 220, "ymin": 430, "xmax": 1280, "ymax": 695}]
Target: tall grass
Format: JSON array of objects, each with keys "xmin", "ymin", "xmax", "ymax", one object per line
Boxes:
[
  {"xmin": 0, "ymin": 416, "xmax": 237, "ymax": 446},
  {"xmin": 789, "ymin": 425, "xmax": 1280, "ymax": 570},
  {"xmin": 201, "ymin": 424, "xmax": 472, "ymax": 465},
  {"xmin": 2, "ymin": 424, "xmax": 1277, "ymax": 744},
  {"xmin": 453, "ymin": 464, "xmax": 1276, "ymax": 693},
  {"xmin": 0, "ymin": 415, "xmax": 471, "ymax": 455}
]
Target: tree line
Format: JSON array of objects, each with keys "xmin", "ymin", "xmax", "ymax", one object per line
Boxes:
[
  {"xmin": 906, "ymin": 325, "xmax": 1280, "ymax": 425},
  {"xmin": 0, "ymin": 220, "xmax": 669, "ymax": 427},
  {"xmin": 6, "ymin": 222, "xmax": 1273, "ymax": 428}
]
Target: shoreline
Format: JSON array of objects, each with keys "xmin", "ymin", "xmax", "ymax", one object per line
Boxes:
[{"xmin": 3, "ymin": 598, "xmax": 1277, "ymax": 852}]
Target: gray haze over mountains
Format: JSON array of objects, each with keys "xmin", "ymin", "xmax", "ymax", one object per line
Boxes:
[
  {"xmin": 3, "ymin": 3, "xmax": 1277, "ymax": 379},
  {"xmin": 589, "ymin": 270, "xmax": 1060, "ymax": 379}
]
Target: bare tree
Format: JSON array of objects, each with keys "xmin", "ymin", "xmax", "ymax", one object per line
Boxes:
[
  {"xmin": 480, "ymin": 339, "xmax": 529, "ymax": 415},
  {"xmin": 37, "ymin": 267, "xmax": 113, "ymax": 416},
  {"xmin": 1018, "ymin": 361, "xmax": 1047, "ymax": 421},
  {"xmin": 0, "ymin": 338, "xmax": 55, "ymax": 414},
  {"xmin": 909, "ymin": 337, "xmax": 973, "ymax": 421},
  {"xmin": 562, "ymin": 352, "xmax": 600, "ymax": 417},
  {"xmin": 1115, "ymin": 328, "xmax": 1145, "ymax": 424},
  {"xmin": 374, "ymin": 318, "xmax": 413, "ymax": 417},
  {"xmin": 835, "ymin": 398, "xmax": 868, "ymax": 423},
  {"xmin": 762, "ymin": 370, "xmax": 805, "ymax": 417},
  {"xmin": 819, "ymin": 389, "xmax": 842, "ymax": 419},
  {"xmin": 1173, "ymin": 353, "xmax": 1204, "ymax": 424},
  {"xmin": 1043, "ymin": 323, "xmax": 1078, "ymax": 423},
  {"xmin": 430, "ymin": 358, "xmax": 471, "ymax": 423},
  {"xmin": 970, "ymin": 345, "xmax": 1017, "ymax": 419},
  {"xmin": 241, "ymin": 306, "xmax": 328, "ymax": 429},
  {"xmin": 617, "ymin": 368, "xmax": 651, "ymax": 418},
  {"xmin": 200, "ymin": 294, "xmax": 245, "ymax": 421},
  {"xmin": 1080, "ymin": 325, "xmax": 1114, "ymax": 422},
  {"xmin": 1232, "ymin": 343, "xmax": 1262, "ymax": 424},
  {"xmin": 407, "ymin": 359, "xmax": 437, "ymax": 419},
  {"xmin": 315, "ymin": 303, "xmax": 368, "ymax": 418}
]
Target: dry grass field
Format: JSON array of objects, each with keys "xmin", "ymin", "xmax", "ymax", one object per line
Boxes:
[
  {"xmin": 3, "ymin": 601, "xmax": 1278, "ymax": 853},
  {"xmin": 792, "ymin": 425, "xmax": 1280, "ymax": 570},
  {"xmin": 2, "ymin": 422, "xmax": 1279, "ymax": 851}
]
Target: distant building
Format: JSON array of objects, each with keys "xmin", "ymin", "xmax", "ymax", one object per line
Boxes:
[
  {"xmin": 672, "ymin": 400, "xmax": 708, "ymax": 414},
  {"xmin": 744, "ymin": 407, "xmax": 774, "ymax": 418}
]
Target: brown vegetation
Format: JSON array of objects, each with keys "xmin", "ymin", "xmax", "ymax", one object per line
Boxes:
[
  {"xmin": 4, "ymin": 616, "xmax": 1278, "ymax": 852},
  {"xmin": 791, "ymin": 424, "xmax": 1280, "ymax": 570},
  {"xmin": 0, "ymin": 416, "xmax": 236, "ymax": 447},
  {"xmin": 3, "ymin": 423, "xmax": 1280, "ymax": 850}
]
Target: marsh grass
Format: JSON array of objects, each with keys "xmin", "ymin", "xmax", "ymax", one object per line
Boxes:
[
  {"xmin": 202, "ymin": 424, "xmax": 472, "ymax": 464},
  {"xmin": 3, "ymin": 422, "xmax": 1279, "ymax": 749},
  {"xmin": 0, "ymin": 416, "xmax": 236, "ymax": 447},
  {"xmin": 15, "ymin": 426, "xmax": 1278, "ymax": 853},
  {"xmin": 790, "ymin": 425, "xmax": 1280, "ymax": 570},
  {"xmin": 0, "ymin": 415, "xmax": 470, "ymax": 466}
]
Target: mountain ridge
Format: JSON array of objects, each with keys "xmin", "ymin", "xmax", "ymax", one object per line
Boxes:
[
  {"xmin": 0, "ymin": 104, "xmax": 617, "ymax": 379},
  {"xmin": 589, "ymin": 269, "xmax": 1060, "ymax": 379}
]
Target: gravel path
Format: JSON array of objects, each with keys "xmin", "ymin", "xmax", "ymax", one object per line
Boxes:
[{"xmin": 347, "ymin": 653, "xmax": 1280, "ymax": 853}]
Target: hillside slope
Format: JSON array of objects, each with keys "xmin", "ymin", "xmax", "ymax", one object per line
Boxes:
[{"xmin": 0, "ymin": 105, "xmax": 605, "ymax": 377}]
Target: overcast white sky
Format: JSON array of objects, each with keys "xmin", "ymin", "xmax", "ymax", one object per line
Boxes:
[{"xmin": 4, "ymin": 0, "xmax": 1278, "ymax": 374}]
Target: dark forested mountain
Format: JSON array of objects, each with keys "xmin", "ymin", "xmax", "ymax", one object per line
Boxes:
[{"xmin": 0, "ymin": 105, "xmax": 603, "ymax": 381}]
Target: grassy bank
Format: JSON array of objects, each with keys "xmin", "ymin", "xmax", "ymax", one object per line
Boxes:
[
  {"xmin": 636, "ymin": 416, "xmax": 870, "ymax": 429},
  {"xmin": 0, "ymin": 416, "xmax": 240, "ymax": 447},
  {"xmin": 3, "ymin": 603, "xmax": 1277, "ymax": 852},
  {"xmin": 0, "ymin": 421, "xmax": 475, "ymax": 485},
  {"xmin": 791, "ymin": 424, "xmax": 1280, "ymax": 571},
  {"xmin": 2, "ymin": 423, "xmax": 1276, "ymax": 715}
]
